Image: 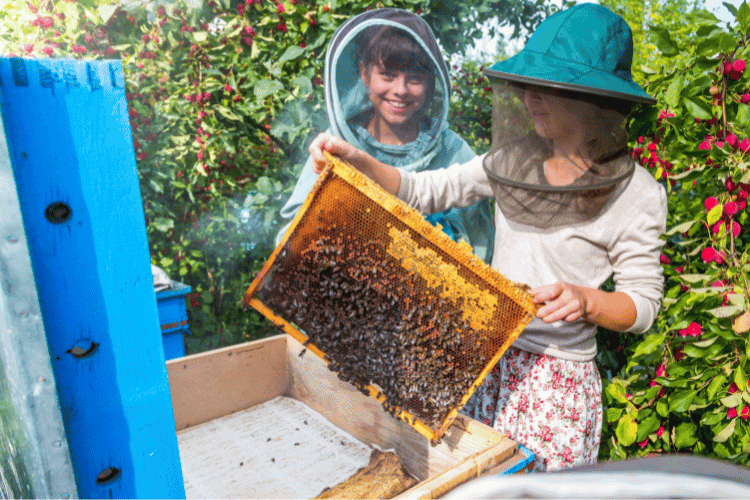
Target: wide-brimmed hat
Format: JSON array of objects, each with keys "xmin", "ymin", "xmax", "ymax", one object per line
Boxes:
[{"xmin": 484, "ymin": 3, "xmax": 656, "ymax": 104}]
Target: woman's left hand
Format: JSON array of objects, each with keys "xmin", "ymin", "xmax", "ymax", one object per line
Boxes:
[{"xmin": 531, "ymin": 281, "xmax": 589, "ymax": 323}]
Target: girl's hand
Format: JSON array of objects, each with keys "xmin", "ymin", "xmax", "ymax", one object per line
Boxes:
[
  {"xmin": 531, "ymin": 281, "xmax": 589, "ymax": 323},
  {"xmin": 308, "ymin": 132, "xmax": 402, "ymax": 195},
  {"xmin": 309, "ymin": 132, "xmax": 361, "ymax": 174}
]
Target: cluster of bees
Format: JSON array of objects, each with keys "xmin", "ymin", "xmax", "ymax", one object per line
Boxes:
[{"xmin": 262, "ymin": 228, "xmax": 492, "ymax": 428}]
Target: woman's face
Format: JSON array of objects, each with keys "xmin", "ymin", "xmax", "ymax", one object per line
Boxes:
[
  {"xmin": 360, "ymin": 62, "xmax": 429, "ymax": 142},
  {"xmin": 523, "ymin": 86, "xmax": 580, "ymax": 142}
]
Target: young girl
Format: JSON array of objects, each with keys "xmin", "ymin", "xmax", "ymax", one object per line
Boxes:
[
  {"xmin": 276, "ymin": 8, "xmax": 494, "ymax": 264},
  {"xmin": 308, "ymin": 4, "xmax": 668, "ymax": 471}
]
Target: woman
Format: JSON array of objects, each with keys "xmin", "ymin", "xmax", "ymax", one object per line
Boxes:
[
  {"xmin": 275, "ymin": 8, "xmax": 494, "ymax": 264},
  {"xmin": 307, "ymin": 3, "xmax": 667, "ymax": 471}
]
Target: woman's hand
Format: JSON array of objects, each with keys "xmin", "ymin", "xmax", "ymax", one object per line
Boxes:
[
  {"xmin": 309, "ymin": 132, "xmax": 361, "ymax": 174},
  {"xmin": 308, "ymin": 132, "xmax": 402, "ymax": 195},
  {"xmin": 531, "ymin": 281, "xmax": 638, "ymax": 332},
  {"xmin": 531, "ymin": 281, "xmax": 589, "ymax": 323}
]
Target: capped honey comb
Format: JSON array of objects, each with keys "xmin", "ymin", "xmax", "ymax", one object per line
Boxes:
[{"xmin": 244, "ymin": 153, "xmax": 536, "ymax": 444}]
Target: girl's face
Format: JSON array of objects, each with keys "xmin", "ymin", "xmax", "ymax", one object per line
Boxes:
[
  {"xmin": 360, "ymin": 62, "xmax": 429, "ymax": 143},
  {"xmin": 523, "ymin": 86, "xmax": 580, "ymax": 142}
]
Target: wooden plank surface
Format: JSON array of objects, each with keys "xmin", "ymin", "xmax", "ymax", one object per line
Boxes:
[
  {"xmin": 284, "ymin": 335, "xmax": 516, "ymax": 485},
  {"xmin": 167, "ymin": 335, "xmax": 289, "ymax": 431}
]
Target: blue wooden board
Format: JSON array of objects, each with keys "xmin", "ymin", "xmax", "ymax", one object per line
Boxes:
[{"xmin": 0, "ymin": 58, "xmax": 185, "ymax": 499}]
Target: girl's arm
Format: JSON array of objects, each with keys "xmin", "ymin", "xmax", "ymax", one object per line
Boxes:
[
  {"xmin": 309, "ymin": 132, "xmax": 401, "ymax": 195},
  {"xmin": 531, "ymin": 282, "xmax": 637, "ymax": 332}
]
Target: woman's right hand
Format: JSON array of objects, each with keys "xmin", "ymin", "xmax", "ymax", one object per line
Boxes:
[
  {"xmin": 309, "ymin": 132, "xmax": 361, "ymax": 174},
  {"xmin": 308, "ymin": 132, "xmax": 402, "ymax": 195}
]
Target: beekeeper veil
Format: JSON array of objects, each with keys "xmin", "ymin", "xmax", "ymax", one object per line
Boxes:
[{"xmin": 481, "ymin": 3, "xmax": 657, "ymax": 228}]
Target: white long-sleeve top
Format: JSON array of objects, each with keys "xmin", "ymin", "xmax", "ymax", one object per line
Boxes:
[{"xmin": 397, "ymin": 154, "xmax": 668, "ymax": 362}]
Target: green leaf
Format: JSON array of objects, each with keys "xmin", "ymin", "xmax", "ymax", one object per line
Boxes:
[
  {"xmin": 695, "ymin": 36, "xmax": 721, "ymax": 57},
  {"xmin": 669, "ymin": 390, "xmax": 698, "ymax": 412},
  {"xmin": 636, "ymin": 413, "xmax": 660, "ymax": 442},
  {"xmin": 679, "ymin": 274, "xmax": 712, "ymax": 284},
  {"xmin": 153, "ymin": 217, "xmax": 175, "ymax": 232},
  {"xmin": 656, "ymin": 400, "xmax": 669, "ymax": 417},
  {"xmin": 650, "ymin": 26, "xmax": 679, "ymax": 56},
  {"xmin": 279, "ymin": 45, "xmax": 304, "ymax": 63},
  {"xmin": 675, "ymin": 422, "xmax": 698, "ymax": 449},
  {"xmin": 694, "ymin": 337, "xmax": 718, "ymax": 348},
  {"xmin": 633, "ymin": 333, "xmax": 667, "ymax": 357},
  {"xmin": 707, "ymin": 204, "xmax": 724, "ymax": 225},
  {"xmin": 721, "ymin": 392, "xmax": 743, "ymax": 408},
  {"xmin": 713, "ymin": 418, "xmax": 737, "ymax": 442},
  {"xmin": 292, "ymin": 75, "xmax": 313, "ymax": 96},
  {"xmin": 616, "ymin": 415, "xmax": 638, "ymax": 446},
  {"xmin": 684, "ymin": 97, "xmax": 714, "ymax": 120},
  {"xmin": 664, "ymin": 76, "xmax": 684, "ymax": 109},
  {"xmin": 605, "ymin": 407, "xmax": 623, "ymax": 422},
  {"xmin": 708, "ymin": 304, "xmax": 744, "ymax": 318},
  {"xmin": 666, "ymin": 220, "xmax": 696, "ymax": 236},
  {"xmin": 98, "ymin": 4, "xmax": 117, "ymax": 24},
  {"xmin": 193, "ymin": 31, "xmax": 208, "ymax": 43},
  {"xmin": 255, "ymin": 80, "xmax": 284, "ymax": 100},
  {"xmin": 215, "ymin": 105, "xmax": 241, "ymax": 121},
  {"xmin": 60, "ymin": 2, "xmax": 79, "ymax": 31},
  {"xmin": 739, "ymin": 1, "xmax": 750, "ymax": 32},
  {"xmin": 736, "ymin": 365, "xmax": 748, "ymax": 391}
]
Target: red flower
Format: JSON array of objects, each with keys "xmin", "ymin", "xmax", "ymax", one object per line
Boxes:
[
  {"xmin": 40, "ymin": 16, "xmax": 54, "ymax": 29},
  {"xmin": 741, "ymin": 138, "xmax": 750, "ymax": 153},
  {"xmin": 724, "ymin": 201, "xmax": 739, "ymax": 216},
  {"xmin": 687, "ymin": 322, "xmax": 702, "ymax": 337},
  {"xmin": 638, "ymin": 439, "xmax": 648, "ymax": 448},
  {"xmin": 224, "ymin": 84, "xmax": 232, "ymax": 92},
  {"xmin": 678, "ymin": 329, "xmax": 688, "ymax": 338},
  {"xmin": 704, "ymin": 196, "xmax": 719, "ymax": 210},
  {"xmin": 276, "ymin": 2, "xmax": 285, "ymax": 13},
  {"xmin": 656, "ymin": 363, "xmax": 667, "ymax": 378},
  {"xmin": 698, "ymin": 140, "xmax": 712, "ymax": 150},
  {"xmin": 657, "ymin": 426, "xmax": 665, "ymax": 438},
  {"xmin": 674, "ymin": 348, "xmax": 685, "ymax": 361},
  {"xmin": 701, "ymin": 247, "xmax": 717, "ymax": 263},
  {"xmin": 729, "ymin": 382, "xmax": 739, "ymax": 394},
  {"xmin": 727, "ymin": 177, "xmax": 738, "ymax": 191},
  {"xmin": 728, "ymin": 407, "xmax": 738, "ymax": 419},
  {"xmin": 742, "ymin": 94, "xmax": 750, "ymax": 104},
  {"xmin": 742, "ymin": 406, "xmax": 750, "ymax": 421},
  {"xmin": 715, "ymin": 250, "xmax": 727, "ymax": 265},
  {"xmin": 732, "ymin": 221, "xmax": 741, "ymax": 238},
  {"xmin": 734, "ymin": 59, "xmax": 746, "ymax": 73},
  {"xmin": 660, "ymin": 254, "xmax": 671, "ymax": 265}
]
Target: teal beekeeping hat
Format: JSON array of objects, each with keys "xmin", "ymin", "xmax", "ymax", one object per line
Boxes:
[{"xmin": 485, "ymin": 3, "xmax": 656, "ymax": 104}]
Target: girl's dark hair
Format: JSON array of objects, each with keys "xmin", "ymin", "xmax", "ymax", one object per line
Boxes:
[{"xmin": 357, "ymin": 25, "xmax": 432, "ymax": 74}]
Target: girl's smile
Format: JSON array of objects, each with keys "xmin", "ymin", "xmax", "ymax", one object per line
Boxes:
[{"xmin": 360, "ymin": 62, "xmax": 429, "ymax": 145}]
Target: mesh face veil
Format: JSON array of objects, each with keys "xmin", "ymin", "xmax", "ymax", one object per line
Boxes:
[{"xmin": 482, "ymin": 80, "xmax": 636, "ymax": 228}]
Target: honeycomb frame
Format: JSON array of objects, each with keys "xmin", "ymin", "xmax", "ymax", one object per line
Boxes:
[{"xmin": 244, "ymin": 153, "xmax": 537, "ymax": 444}]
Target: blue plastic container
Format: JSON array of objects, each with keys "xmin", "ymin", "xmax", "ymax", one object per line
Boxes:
[
  {"xmin": 503, "ymin": 446, "xmax": 535, "ymax": 474},
  {"xmin": 155, "ymin": 282, "xmax": 192, "ymax": 360}
]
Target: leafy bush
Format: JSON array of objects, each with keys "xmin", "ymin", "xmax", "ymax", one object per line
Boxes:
[
  {"xmin": 599, "ymin": 2, "xmax": 750, "ymax": 464},
  {"xmin": 0, "ymin": 0, "xmax": 547, "ymax": 353}
]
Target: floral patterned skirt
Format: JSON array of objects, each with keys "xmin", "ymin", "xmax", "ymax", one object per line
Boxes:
[{"xmin": 462, "ymin": 346, "xmax": 602, "ymax": 471}]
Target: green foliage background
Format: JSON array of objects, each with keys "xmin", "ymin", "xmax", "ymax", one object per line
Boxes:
[{"xmin": 4, "ymin": 0, "xmax": 750, "ymax": 466}]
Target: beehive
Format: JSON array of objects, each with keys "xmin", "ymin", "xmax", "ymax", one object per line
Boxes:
[{"xmin": 244, "ymin": 153, "xmax": 536, "ymax": 444}]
